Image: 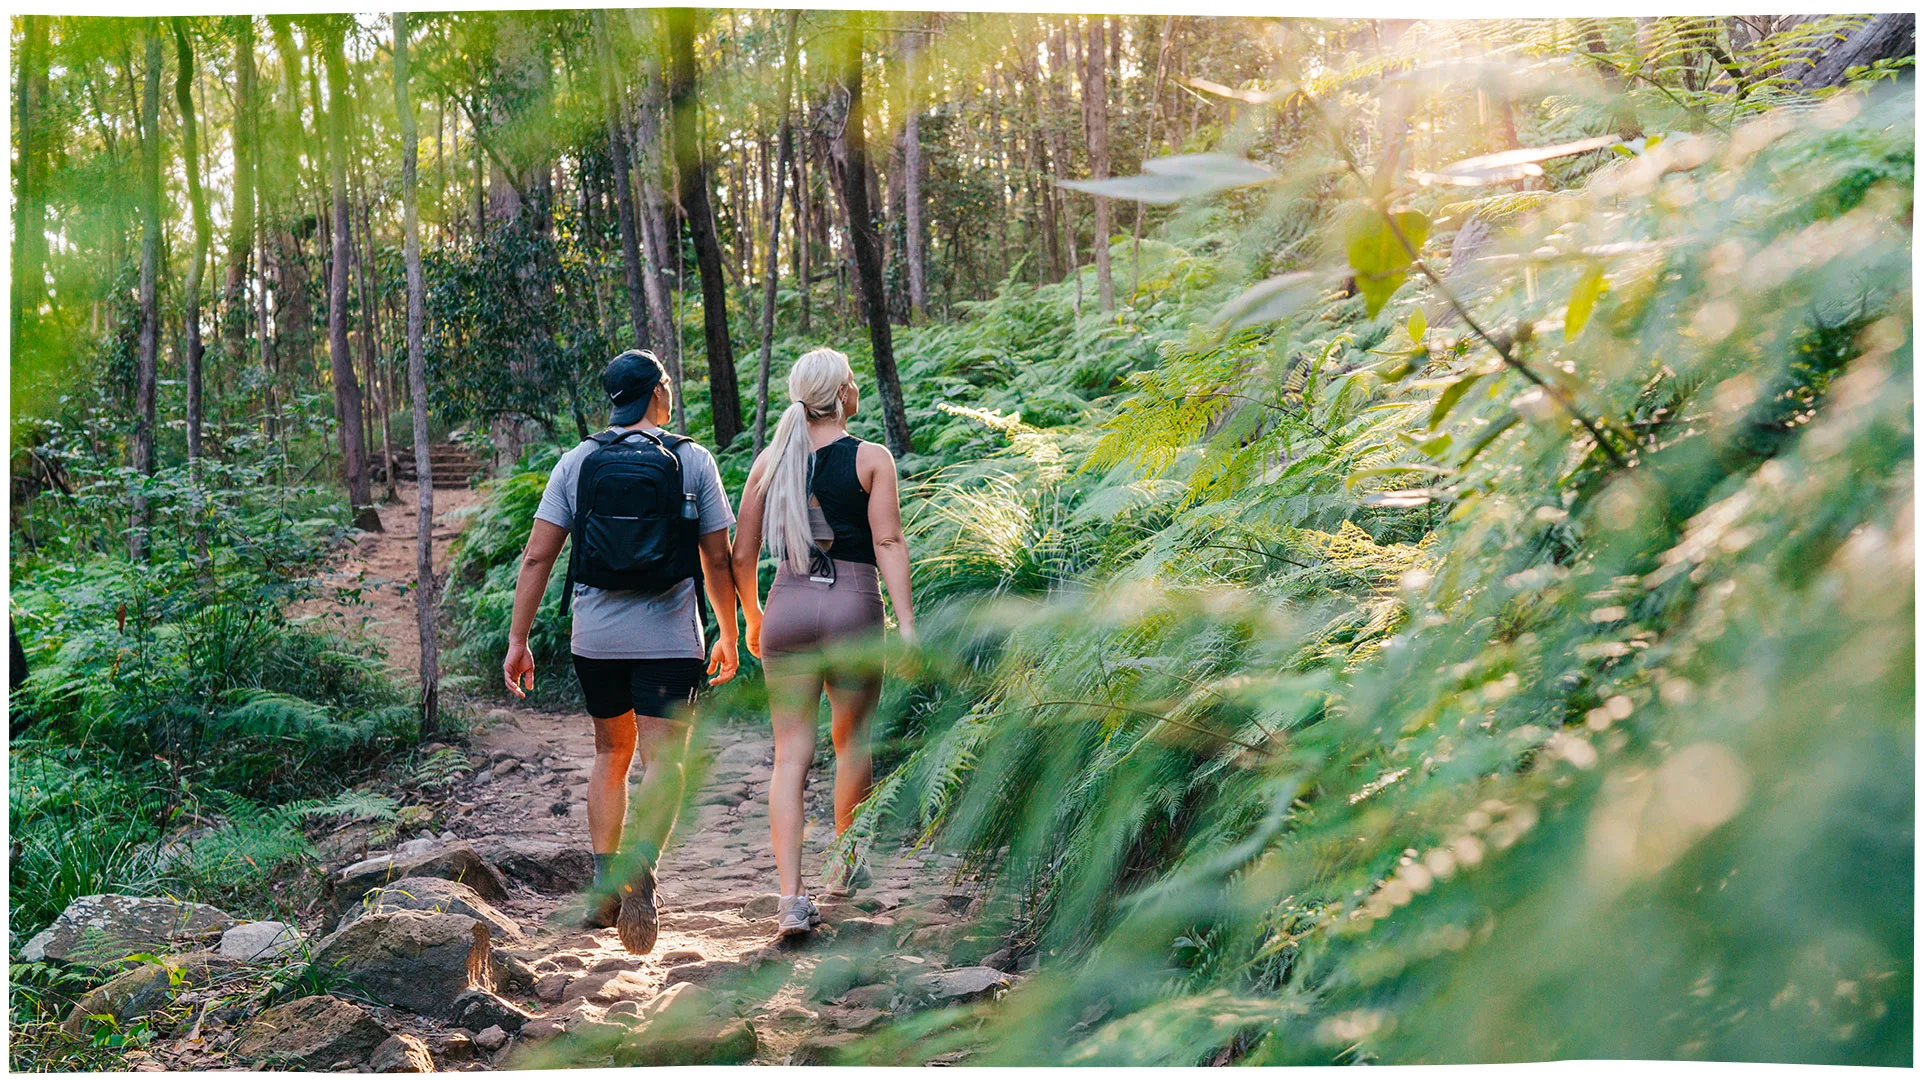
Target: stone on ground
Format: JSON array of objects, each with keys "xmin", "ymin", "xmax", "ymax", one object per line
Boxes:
[
  {"xmin": 473, "ymin": 1025, "xmax": 509, "ymax": 1052},
  {"xmin": 230, "ymin": 995, "xmax": 391, "ymax": 1070},
  {"xmin": 23, "ymin": 895, "xmax": 236, "ymax": 968},
  {"xmin": 311, "ymin": 910, "xmax": 497, "ymax": 1019},
  {"xmin": 370, "ymin": 1032, "xmax": 435, "ymax": 1072},
  {"xmin": 474, "ymin": 836, "xmax": 593, "ymax": 895},
  {"xmin": 786, "ymin": 1031, "xmax": 861, "ymax": 1066},
  {"xmin": 451, "ymin": 987, "xmax": 533, "ymax": 1032},
  {"xmin": 909, "ymin": 966, "xmax": 1013, "ymax": 1006},
  {"xmin": 326, "ymin": 842, "xmax": 510, "ymax": 929},
  {"xmin": 358, "ymin": 876, "xmax": 524, "ymax": 941},
  {"xmin": 59, "ymin": 952, "xmax": 236, "ymax": 1037},
  {"xmin": 612, "ymin": 1015, "xmax": 757, "ymax": 1066},
  {"xmin": 218, "ymin": 920, "xmax": 306, "ymax": 962}
]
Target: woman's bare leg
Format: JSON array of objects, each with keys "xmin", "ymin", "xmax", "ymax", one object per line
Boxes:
[
  {"xmin": 825, "ymin": 676, "xmax": 883, "ymax": 834},
  {"xmin": 768, "ymin": 668, "xmax": 825, "ymax": 898}
]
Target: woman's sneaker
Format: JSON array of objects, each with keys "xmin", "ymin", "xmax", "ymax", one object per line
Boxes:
[
  {"xmin": 615, "ymin": 866, "xmax": 659, "ymax": 955},
  {"xmin": 775, "ymin": 894, "xmax": 820, "ymax": 938},
  {"xmin": 824, "ymin": 859, "xmax": 872, "ymax": 898}
]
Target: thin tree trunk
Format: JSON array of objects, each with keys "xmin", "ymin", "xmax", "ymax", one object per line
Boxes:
[
  {"xmin": 174, "ymin": 20, "xmax": 212, "ymax": 463},
  {"xmin": 632, "ymin": 65, "xmax": 683, "ymax": 428},
  {"xmin": 595, "ymin": 10, "xmax": 652, "ymax": 353},
  {"xmin": 1086, "ymin": 17, "xmax": 1113, "ymax": 311},
  {"xmin": 393, "ymin": 12, "xmax": 438, "ymax": 736},
  {"xmin": 795, "ymin": 137, "xmax": 812, "ymax": 333},
  {"xmin": 324, "ymin": 19, "xmax": 379, "ymax": 531},
  {"xmin": 901, "ymin": 19, "xmax": 929, "ymax": 320},
  {"xmin": 223, "ymin": 17, "xmax": 255, "ymax": 375},
  {"xmin": 666, "ymin": 7, "xmax": 743, "ymax": 448},
  {"xmin": 13, "ymin": 15, "xmax": 50, "ymax": 355},
  {"xmin": 132, "ymin": 24, "xmax": 163, "ymax": 560},
  {"xmin": 832, "ymin": 27, "xmax": 912, "ymax": 457},
  {"xmin": 754, "ymin": 11, "xmax": 801, "ymax": 457},
  {"xmin": 1133, "ymin": 15, "xmax": 1174, "ymax": 299}
]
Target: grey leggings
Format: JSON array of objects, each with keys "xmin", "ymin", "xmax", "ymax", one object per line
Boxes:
[{"xmin": 759, "ymin": 559, "xmax": 883, "ymax": 682}]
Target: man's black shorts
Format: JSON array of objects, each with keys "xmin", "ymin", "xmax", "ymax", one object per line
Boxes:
[{"xmin": 571, "ymin": 655, "xmax": 705, "ymax": 720}]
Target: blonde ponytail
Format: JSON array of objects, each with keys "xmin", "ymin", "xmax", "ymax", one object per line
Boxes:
[{"xmin": 763, "ymin": 348, "xmax": 854, "ymax": 575}]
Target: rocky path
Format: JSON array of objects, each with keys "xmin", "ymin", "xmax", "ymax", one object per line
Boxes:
[{"xmin": 231, "ymin": 483, "xmax": 1009, "ymax": 1067}]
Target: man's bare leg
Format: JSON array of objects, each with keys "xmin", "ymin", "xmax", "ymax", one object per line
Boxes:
[
  {"xmin": 581, "ymin": 711, "xmax": 639, "ymax": 928},
  {"xmin": 611, "ymin": 712, "xmax": 691, "ymax": 954}
]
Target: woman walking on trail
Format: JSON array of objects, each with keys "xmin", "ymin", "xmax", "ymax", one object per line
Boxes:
[{"xmin": 732, "ymin": 347, "xmax": 916, "ymax": 938}]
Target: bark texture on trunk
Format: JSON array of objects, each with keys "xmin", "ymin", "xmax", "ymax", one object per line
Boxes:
[
  {"xmin": 174, "ymin": 20, "xmax": 211, "ymax": 463},
  {"xmin": 754, "ymin": 11, "xmax": 801, "ymax": 457},
  {"xmin": 667, "ymin": 8, "xmax": 743, "ymax": 448},
  {"xmin": 13, "ymin": 15, "xmax": 50, "ymax": 353},
  {"xmin": 596, "ymin": 10, "xmax": 652, "ymax": 355},
  {"xmin": 132, "ymin": 24, "xmax": 163, "ymax": 559},
  {"xmin": 902, "ymin": 20, "xmax": 929, "ymax": 319},
  {"xmin": 223, "ymin": 17, "xmax": 256, "ymax": 375},
  {"xmin": 1086, "ymin": 16, "xmax": 1112, "ymax": 311},
  {"xmin": 394, "ymin": 12, "xmax": 439, "ymax": 736},
  {"xmin": 323, "ymin": 20, "xmax": 380, "ymax": 531},
  {"xmin": 832, "ymin": 28, "xmax": 913, "ymax": 457},
  {"xmin": 1801, "ymin": 13, "xmax": 1914, "ymax": 89}
]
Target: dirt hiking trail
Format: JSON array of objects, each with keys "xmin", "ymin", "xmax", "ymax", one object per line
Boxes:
[{"xmin": 292, "ymin": 485, "xmax": 1007, "ymax": 1068}]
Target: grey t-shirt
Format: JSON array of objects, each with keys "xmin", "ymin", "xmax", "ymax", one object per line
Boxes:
[{"xmin": 534, "ymin": 427, "xmax": 735, "ymax": 660}]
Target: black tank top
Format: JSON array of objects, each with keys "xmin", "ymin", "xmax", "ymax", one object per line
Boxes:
[{"xmin": 809, "ymin": 436, "xmax": 875, "ymax": 565}]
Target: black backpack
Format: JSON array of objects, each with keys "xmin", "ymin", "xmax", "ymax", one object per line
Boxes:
[{"xmin": 560, "ymin": 428, "xmax": 703, "ymax": 615}]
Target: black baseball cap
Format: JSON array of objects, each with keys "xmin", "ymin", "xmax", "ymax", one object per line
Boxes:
[{"xmin": 604, "ymin": 349, "xmax": 666, "ymax": 425}]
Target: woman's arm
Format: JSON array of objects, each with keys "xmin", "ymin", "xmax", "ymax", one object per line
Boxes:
[
  {"xmin": 731, "ymin": 454, "xmax": 770, "ymax": 657},
  {"xmin": 862, "ymin": 444, "xmax": 915, "ymax": 644}
]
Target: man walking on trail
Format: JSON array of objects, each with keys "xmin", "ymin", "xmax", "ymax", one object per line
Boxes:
[{"xmin": 502, "ymin": 349, "xmax": 740, "ymax": 955}]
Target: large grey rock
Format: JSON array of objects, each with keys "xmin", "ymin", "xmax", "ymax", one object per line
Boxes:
[
  {"xmin": 218, "ymin": 921, "xmax": 306, "ymax": 962},
  {"xmin": 356, "ymin": 876, "xmax": 524, "ymax": 941},
  {"xmin": 23, "ymin": 895, "xmax": 236, "ymax": 969},
  {"xmin": 786, "ymin": 1032, "xmax": 860, "ymax": 1066},
  {"xmin": 472, "ymin": 1025, "xmax": 508, "ymax": 1052},
  {"xmin": 473, "ymin": 836, "xmax": 593, "ymax": 895},
  {"xmin": 451, "ymin": 987, "xmax": 532, "ymax": 1033},
  {"xmin": 311, "ymin": 910, "xmax": 497, "ymax": 1019},
  {"xmin": 326, "ymin": 842, "xmax": 509, "ymax": 930},
  {"xmin": 59, "ymin": 951, "xmax": 237, "ymax": 1037},
  {"xmin": 908, "ymin": 966, "xmax": 1012, "ymax": 1006},
  {"xmin": 370, "ymin": 1033, "xmax": 435, "ymax": 1073},
  {"xmin": 230, "ymin": 994, "xmax": 392, "ymax": 1070},
  {"xmin": 610, "ymin": 983, "xmax": 756, "ymax": 1066}
]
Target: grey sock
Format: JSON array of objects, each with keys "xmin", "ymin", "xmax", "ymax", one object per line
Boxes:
[{"xmin": 593, "ymin": 852, "xmax": 616, "ymax": 891}]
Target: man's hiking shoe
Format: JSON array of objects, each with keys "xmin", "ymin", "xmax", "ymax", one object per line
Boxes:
[
  {"xmin": 581, "ymin": 889, "xmax": 621, "ymax": 930},
  {"xmin": 775, "ymin": 894, "xmax": 820, "ymax": 938},
  {"xmin": 615, "ymin": 865, "xmax": 659, "ymax": 955}
]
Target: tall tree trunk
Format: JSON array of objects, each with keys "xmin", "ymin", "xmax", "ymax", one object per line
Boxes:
[
  {"xmin": 1086, "ymin": 16, "xmax": 1113, "ymax": 311},
  {"xmin": 901, "ymin": 19, "xmax": 929, "ymax": 320},
  {"xmin": 754, "ymin": 11, "xmax": 801, "ymax": 458},
  {"xmin": 323, "ymin": 19, "xmax": 380, "ymax": 531},
  {"xmin": 831, "ymin": 27, "xmax": 912, "ymax": 457},
  {"xmin": 132, "ymin": 24, "xmax": 163, "ymax": 560},
  {"xmin": 393, "ymin": 12, "xmax": 439, "ymax": 736},
  {"xmin": 795, "ymin": 136, "xmax": 812, "ymax": 333},
  {"xmin": 223, "ymin": 17, "xmax": 255, "ymax": 376},
  {"xmin": 666, "ymin": 8, "xmax": 743, "ymax": 448},
  {"xmin": 631, "ymin": 64, "xmax": 683, "ymax": 429},
  {"xmin": 13, "ymin": 15, "xmax": 50, "ymax": 355},
  {"xmin": 595, "ymin": 10, "xmax": 652, "ymax": 354},
  {"xmin": 174, "ymin": 20, "xmax": 211, "ymax": 463},
  {"xmin": 1134, "ymin": 15, "xmax": 1174, "ymax": 299}
]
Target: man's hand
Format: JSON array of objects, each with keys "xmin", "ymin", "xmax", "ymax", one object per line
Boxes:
[
  {"xmin": 504, "ymin": 639, "xmax": 535, "ymax": 698},
  {"xmin": 707, "ymin": 633, "xmax": 739, "ymax": 686}
]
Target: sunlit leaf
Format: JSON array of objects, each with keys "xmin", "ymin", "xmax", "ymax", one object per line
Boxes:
[
  {"xmin": 1216, "ymin": 270, "xmax": 1336, "ymax": 330},
  {"xmin": 1428, "ymin": 371, "xmax": 1486, "ymax": 429},
  {"xmin": 1059, "ymin": 154, "xmax": 1279, "ymax": 205},
  {"xmin": 1407, "ymin": 308, "xmax": 1427, "ymax": 342},
  {"xmin": 1564, "ymin": 264, "xmax": 1608, "ymax": 340},
  {"xmin": 1183, "ymin": 76, "xmax": 1293, "ymax": 105},
  {"xmin": 1409, "ymin": 134, "xmax": 1624, "ymax": 187},
  {"xmin": 1345, "ymin": 208, "xmax": 1430, "ymax": 318}
]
